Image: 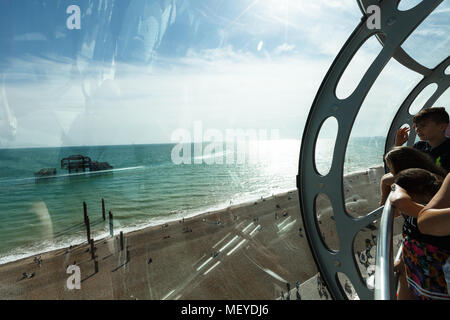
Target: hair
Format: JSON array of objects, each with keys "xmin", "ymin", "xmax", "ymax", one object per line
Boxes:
[
  {"xmin": 413, "ymin": 107, "xmax": 449, "ymax": 125},
  {"xmin": 384, "ymin": 146, "xmax": 447, "ymax": 176},
  {"xmin": 394, "ymin": 168, "xmax": 443, "ymax": 200}
]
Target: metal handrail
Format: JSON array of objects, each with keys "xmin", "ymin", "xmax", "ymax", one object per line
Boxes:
[{"xmin": 374, "ymin": 195, "xmax": 397, "ymax": 300}]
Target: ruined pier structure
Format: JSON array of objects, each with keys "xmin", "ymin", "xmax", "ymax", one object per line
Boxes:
[{"xmin": 61, "ymin": 155, "xmax": 113, "ymax": 174}]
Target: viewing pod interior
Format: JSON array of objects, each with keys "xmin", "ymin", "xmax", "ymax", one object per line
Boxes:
[{"xmin": 0, "ymin": 0, "xmax": 449, "ymax": 301}]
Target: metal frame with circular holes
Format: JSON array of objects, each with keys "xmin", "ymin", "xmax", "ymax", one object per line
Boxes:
[{"xmin": 297, "ymin": 0, "xmax": 445, "ymax": 300}]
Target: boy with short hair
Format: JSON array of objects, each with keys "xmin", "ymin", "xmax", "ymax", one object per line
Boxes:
[{"xmin": 396, "ymin": 107, "xmax": 450, "ymax": 170}]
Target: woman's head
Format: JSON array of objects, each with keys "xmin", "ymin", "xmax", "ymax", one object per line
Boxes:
[
  {"xmin": 384, "ymin": 146, "xmax": 447, "ymax": 177},
  {"xmin": 394, "ymin": 168, "xmax": 443, "ymax": 204}
]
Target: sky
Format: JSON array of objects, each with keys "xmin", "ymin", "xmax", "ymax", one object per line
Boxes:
[{"xmin": 0, "ymin": 0, "xmax": 448, "ymax": 148}]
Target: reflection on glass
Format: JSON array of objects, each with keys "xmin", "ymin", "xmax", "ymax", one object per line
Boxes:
[
  {"xmin": 335, "ymin": 35, "xmax": 383, "ymax": 100},
  {"xmin": 0, "ymin": 0, "xmax": 446, "ymax": 300},
  {"xmin": 336, "ymin": 272, "xmax": 358, "ymax": 300},
  {"xmin": 315, "ymin": 117, "xmax": 338, "ymax": 176},
  {"xmin": 408, "ymin": 83, "xmax": 438, "ymax": 115},
  {"xmin": 434, "ymin": 87, "xmax": 450, "ymax": 110},
  {"xmin": 314, "ymin": 193, "xmax": 339, "ymax": 252},
  {"xmin": 353, "ymin": 224, "xmax": 378, "ymax": 290},
  {"xmin": 401, "ymin": 1, "xmax": 450, "ymax": 69}
]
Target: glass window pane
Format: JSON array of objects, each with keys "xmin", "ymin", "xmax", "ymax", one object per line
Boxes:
[{"xmin": 401, "ymin": 1, "xmax": 450, "ymax": 69}]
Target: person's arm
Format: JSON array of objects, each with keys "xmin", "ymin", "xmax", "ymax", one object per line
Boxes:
[
  {"xmin": 417, "ymin": 208, "xmax": 450, "ymax": 236},
  {"xmin": 380, "ymin": 173, "xmax": 395, "ymax": 206},
  {"xmin": 417, "ymin": 174, "xmax": 450, "ymax": 236},
  {"xmin": 388, "ymin": 184, "xmax": 424, "ymax": 219}
]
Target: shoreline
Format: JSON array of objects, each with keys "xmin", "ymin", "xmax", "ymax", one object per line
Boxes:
[
  {"xmin": 0, "ymin": 187, "xmax": 314, "ymax": 299},
  {"xmin": 0, "ymin": 188, "xmax": 298, "ymax": 267},
  {"xmin": 0, "ymin": 165, "xmax": 382, "ymax": 266}
]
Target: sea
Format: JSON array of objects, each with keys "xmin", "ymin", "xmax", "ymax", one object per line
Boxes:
[{"xmin": 0, "ymin": 137, "xmax": 385, "ymax": 264}]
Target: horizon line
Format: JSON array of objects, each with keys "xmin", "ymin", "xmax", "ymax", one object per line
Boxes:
[{"xmin": 0, "ymin": 136, "xmax": 387, "ymax": 150}]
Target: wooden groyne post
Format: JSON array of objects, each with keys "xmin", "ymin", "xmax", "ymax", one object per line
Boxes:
[
  {"xmin": 83, "ymin": 202, "xmax": 91, "ymax": 243},
  {"xmin": 94, "ymin": 255, "xmax": 99, "ymax": 274},
  {"xmin": 90, "ymin": 239, "xmax": 95, "ymax": 260},
  {"xmin": 109, "ymin": 211, "xmax": 114, "ymax": 238},
  {"xmin": 83, "ymin": 202, "xmax": 88, "ymax": 224},
  {"xmin": 120, "ymin": 231, "xmax": 124, "ymax": 251},
  {"xmin": 102, "ymin": 198, "xmax": 106, "ymax": 221},
  {"xmin": 86, "ymin": 217, "xmax": 91, "ymax": 244}
]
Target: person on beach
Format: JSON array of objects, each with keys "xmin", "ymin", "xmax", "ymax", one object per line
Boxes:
[
  {"xmin": 21, "ymin": 272, "xmax": 35, "ymax": 280},
  {"xmin": 389, "ymin": 168, "xmax": 450, "ymax": 300},
  {"xmin": 34, "ymin": 256, "xmax": 42, "ymax": 267},
  {"xmin": 380, "ymin": 107, "xmax": 450, "ymax": 205}
]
